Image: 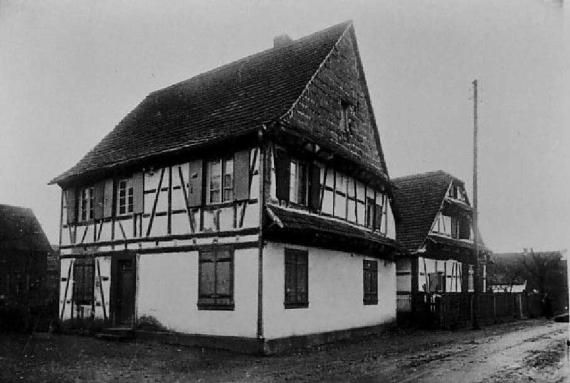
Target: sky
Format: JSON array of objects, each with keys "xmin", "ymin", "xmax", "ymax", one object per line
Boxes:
[{"xmin": 0, "ymin": 0, "xmax": 568, "ymax": 253}]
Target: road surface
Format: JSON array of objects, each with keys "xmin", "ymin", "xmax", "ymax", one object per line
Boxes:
[{"xmin": 1, "ymin": 319, "xmax": 568, "ymax": 382}]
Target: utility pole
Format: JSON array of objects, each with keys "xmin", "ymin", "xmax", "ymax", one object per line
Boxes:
[{"xmin": 472, "ymin": 79, "xmax": 480, "ymax": 330}]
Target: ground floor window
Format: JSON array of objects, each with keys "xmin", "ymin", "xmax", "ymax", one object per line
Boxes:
[
  {"xmin": 198, "ymin": 247, "xmax": 234, "ymax": 310},
  {"xmin": 73, "ymin": 258, "xmax": 94, "ymax": 305},
  {"xmin": 284, "ymin": 248, "xmax": 308, "ymax": 308},
  {"xmin": 363, "ymin": 260, "xmax": 378, "ymax": 304},
  {"xmin": 427, "ymin": 271, "xmax": 445, "ymax": 292}
]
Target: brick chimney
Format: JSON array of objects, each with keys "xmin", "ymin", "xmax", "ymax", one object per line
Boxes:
[{"xmin": 273, "ymin": 34, "xmax": 292, "ymax": 48}]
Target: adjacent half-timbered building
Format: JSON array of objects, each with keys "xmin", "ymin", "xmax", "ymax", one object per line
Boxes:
[
  {"xmin": 50, "ymin": 21, "xmax": 401, "ymax": 353},
  {"xmin": 392, "ymin": 171, "xmax": 489, "ymax": 316}
]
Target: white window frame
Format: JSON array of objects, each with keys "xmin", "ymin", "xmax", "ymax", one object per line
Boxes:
[
  {"xmin": 207, "ymin": 157, "xmax": 234, "ymax": 205},
  {"xmin": 289, "ymin": 159, "xmax": 308, "ymax": 205},
  {"xmin": 117, "ymin": 178, "xmax": 134, "ymax": 216},
  {"xmin": 79, "ymin": 186, "xmax": 94, "ymax": 222}
]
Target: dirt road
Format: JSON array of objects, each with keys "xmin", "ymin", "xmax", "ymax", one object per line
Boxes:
[
  {"xmin": 0, "ymin": 319, "xmax": 568, "ymax": 382},
  {"xmin": 356, "ymin": 321, "xmax": 569, "ymax": 383}
]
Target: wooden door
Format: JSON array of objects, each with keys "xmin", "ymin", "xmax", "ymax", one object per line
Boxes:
[{"xmin": 112, "ymin": 257, "xmax": 136, "ymax": 327}]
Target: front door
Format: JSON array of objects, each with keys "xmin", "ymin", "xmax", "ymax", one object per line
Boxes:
[{"xmin": 112, "ymin": 256, "xmax": 136, "ymax": 326}]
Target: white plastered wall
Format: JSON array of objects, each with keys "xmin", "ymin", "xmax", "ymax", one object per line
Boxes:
[
  {"xmin": 136, "ymin": 247, "xmax": 258, "ymax": 337},
  {"xmin": 262, "ymin": 242, "xmax": 396, "ymax": 339}
]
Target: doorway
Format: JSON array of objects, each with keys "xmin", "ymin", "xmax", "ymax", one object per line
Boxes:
[{"xmin": 111, "ymin": 253, "xmax": 136, "ymax": 327}]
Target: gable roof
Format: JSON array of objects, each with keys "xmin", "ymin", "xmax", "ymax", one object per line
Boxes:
[
  {"xmin": 0, "ymin": 204, "xmax": 52, "ymax": 252},
  {"xmin": 51, "ymin": 21, "xmax": 356, "ymax": 185},
  {"xmin": 392, "ymin": 170, "xmax": 458, "ymax": 251}
]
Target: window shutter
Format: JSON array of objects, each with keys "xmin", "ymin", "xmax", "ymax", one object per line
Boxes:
[
  {"xmin": 65, "ymin": 188, "xmax": 77, "ymax": 224},
  {"xmin": 233, "ymin": 150, "xmax": 250, "ymax": 201},
  {"xmin": 93, "ymin": 181, "xmax": 105, "ymax": 220},
  {"xmin": 132, "ymin": 172, "xmax": 144, "ymax": 214},
  {"xmin": 188, "ymin": 159, "xmax": 203, "ymax": 208},
  {"xmin": 274, "ymin": 148, "xmax": 290, "ymax": 201},
  {"xmin": 308, "ymin": 164, "xmax": 321, "ymax": 210},
  {"xmin": 451, "ymin": 217, "xmax": 458, "ymax": 238},
  {"xmin": 374, "ymin": 204, "xmax": 382, "ymax": 231},
  {"xmin": 103, "ymin": 179, "xmax": 114, "ymax": 218},
  {"xmin": 459, "ymin": 218, "xmax": 471, "ymax": 239}
]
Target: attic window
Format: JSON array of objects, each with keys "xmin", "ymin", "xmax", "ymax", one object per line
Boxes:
[
  {"xmin": 339, "ymin": 100, "xmax": 354, "ymax": 135},
  {"xmin": 448, "ymin": 185, "xmax": 466, "ymax": 202}
]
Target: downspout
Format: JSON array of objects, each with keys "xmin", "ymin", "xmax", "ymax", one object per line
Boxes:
[{"xmin": 256, "ymin": 125, "xmax": 267, "ymax": 352}]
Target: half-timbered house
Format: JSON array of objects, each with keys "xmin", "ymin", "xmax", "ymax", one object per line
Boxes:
[
  {"xmin": 50, "ymin": 21, "xmax": 401, "ymax": 353},
  {"xmin": 392, "ymin": 171, "xmax": 489, "ymax": 317}
]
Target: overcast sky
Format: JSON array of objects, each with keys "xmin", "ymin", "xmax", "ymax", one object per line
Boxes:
[{"xmin": 1, "ymin": 0, "xmax": 568, "ymax": 253}]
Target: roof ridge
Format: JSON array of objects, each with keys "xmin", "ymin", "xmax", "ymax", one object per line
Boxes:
[
  {"xmin": 0, "ymin": 203, "xmax": 33, "ymax": 212},
  {"xmin": 278, "ymin": 21, "xmax": 352, "ymax": 120},
  {"xmin": 152, "ymin": 21, "xmax": 353, "ymax": 98},
  {"xmin": 49, "ymin": 21, "xmax": 358, "ymax": 185},
  {"xmin": 392, "ymin": 170, "xmax": 448, "ymax": 182}
]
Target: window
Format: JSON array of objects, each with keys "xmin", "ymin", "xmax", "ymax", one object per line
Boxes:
[
  {"xmin": 428, "ymin": 271, "xmax": 445, "ymax": 292},
  {"xmin": 207, "ymin": 158, "xmax": 234, "ymax": 204},
  {"xmin": 198, "ymin": 247, "xmax": 234, "ymax": 310},
  {"xmin": 117, "ymin": 179, "xmax": 134, "ymax": 215},
  {"xmin": 433, "ymin": 213, "xmax": 453, "ymax": 237},
  {"xmin": 450, "ymin": 217, "xmax": 460, "ymax": 239},
  {"xmin": 339, "ymin": 100, "xmax": 353, "ymax": 135},
  {"xmin": 289, "ymin": 160, "xmax": 308, "ymax": 204},
  {"xmin": 363, "ymin": 260, "xmax": 378, "ymax": 305},
  {"xmin": 366, "ymin": 197, "xmax": 382, "ymax": 231},
  {"xmin": 73, "ymin": 258, "xmax": 94, "ymax": 305},
  {"xmin": 459, "ymin": 218, "xmax": 471, "ymax": 240},
  {"xmin": 79, "ymin": 187, "xmax": 94, "ymax": 221},
  {"xmin": 284, "ymin": 248, "xmax": 308, "ymax": 308},
  {"xmin": 334, "ymin": 172, "xmax": 347, "ymax": 218},
  {"xmin": 448, "ymin": 185, "xmax": 466, "ymax": 202},
  {"xmin": 366, "ymin": 197, "xmax": 375, "ymax": 228}
]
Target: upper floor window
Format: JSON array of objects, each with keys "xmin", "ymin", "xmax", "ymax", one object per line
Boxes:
[
  {"xmin": 433, "ymin": 213, "xmax": 471, "ymax": 240},
  {"xmin": 117, "ymin": 179, "xmax": 134, "ymax": 215},
  {"xmin": 366, "ymin": 196, "xmax": 384, "ymax": 232},
  {"xmin": 207, "ymin": 157, "xmax": 233, "ymax": 204},
  {"xmin": 79, "ymin": 187, "xmax": 94, "ymax": 222},
  {"xmin": 290, "ymin": 160, "xmax": 308, "ymax": 205}
]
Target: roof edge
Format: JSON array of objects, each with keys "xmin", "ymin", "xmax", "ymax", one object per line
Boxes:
[{"xmin": 278, "ymin": 20, "xmax": 352, "ymax": 122}]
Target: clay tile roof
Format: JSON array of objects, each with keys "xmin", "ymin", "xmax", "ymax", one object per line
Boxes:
[
  {"xmin": 392, "ymin": 170, "xmax": 456, "ymax": 251},
  {"xmin": 51, "ymin": 21, "xmax": 352, "ymax": 185},
  {"xmin": 0, "ymin": 204, "xmax": 52, "ymax": 252}
]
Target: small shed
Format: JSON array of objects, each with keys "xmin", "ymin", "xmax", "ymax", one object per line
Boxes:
[{"xmin": 0, "ymin": 204, "xmax": 54, "ymax": 330}]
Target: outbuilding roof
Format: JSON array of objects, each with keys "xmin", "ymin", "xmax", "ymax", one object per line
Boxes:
[
  {"xmin": 392, "ymin": 170, "xmax": 469, "ymax": 251},
  {"xmin": 0, "ymin": 204, "xmax": 52, "ymax": 252},
  {"xmin": 51, "ymin": 21, "xmax": 364, "ymax": 185}
]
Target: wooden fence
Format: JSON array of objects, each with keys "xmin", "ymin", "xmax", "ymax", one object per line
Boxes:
[{"xmin": 411, "ymin": 292, "xmax": 543, "ymax": 329}]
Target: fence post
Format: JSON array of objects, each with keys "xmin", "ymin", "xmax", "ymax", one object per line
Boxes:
[
  {"xmin": 470, "ymin": 293, "xmax": 474, "ymax": 325},
  {"xmin": 493, "ymin": 294, "xmax": 496, "ymax": 323}
]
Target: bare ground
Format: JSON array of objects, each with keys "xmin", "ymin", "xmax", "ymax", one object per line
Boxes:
[{"xmin": 0, "ymin": 319, "xmax": 568, "ymax": 382}]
